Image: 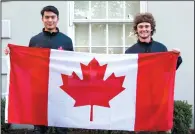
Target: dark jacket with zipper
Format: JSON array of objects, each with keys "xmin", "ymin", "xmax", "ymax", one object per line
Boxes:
[
  {"xmin": 125, "ymin": 39, "xmax": 182, "ymax": 70},
  {"xmin": 29, "ymin": 28, "xmax": 73, "ymax": 51}
]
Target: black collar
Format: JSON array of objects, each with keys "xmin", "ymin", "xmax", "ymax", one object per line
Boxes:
[
  {"xmin": 42, "ymin": 27, "xmax": 59, "ymax": 36},
  {"xmin": 137, "ymin": 38, "xmax": 153, "ymax": 45}
]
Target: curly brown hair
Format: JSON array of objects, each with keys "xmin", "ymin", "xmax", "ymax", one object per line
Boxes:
[{"xmin": 133, "ymin": 12, "xmax": 156, "ymax": 36}]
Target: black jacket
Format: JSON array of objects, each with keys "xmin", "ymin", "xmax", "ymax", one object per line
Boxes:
[
  {"xmin": 29, "ymin": 28, "xmax": 73, "ymax": 51},
  {"xmin": 125, "ymin": 39, "xmax": 182, "ymax": 70}
]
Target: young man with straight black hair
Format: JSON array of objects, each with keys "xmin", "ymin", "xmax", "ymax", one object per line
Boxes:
[{"xmin": 5, "ymin": 5, "xmax": 73, "ymax": 134}]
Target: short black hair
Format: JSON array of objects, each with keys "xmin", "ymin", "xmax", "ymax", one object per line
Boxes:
[{"xmin": 41, "ymin": 5, "xmax": 59, "ymax": 17}]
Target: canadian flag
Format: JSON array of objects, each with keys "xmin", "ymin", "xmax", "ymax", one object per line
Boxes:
[{"xmin": 5, "ymin": 44, "xmax": 178, "ymax": 131}]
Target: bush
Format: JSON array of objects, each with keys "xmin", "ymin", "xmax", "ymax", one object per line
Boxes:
[
  {"xmin": 1, "ymin": 97, "xmax": 11, "ymax": 133},
  {"xmin": 172, "ymin": 100, "xmax": 193, "ymax": 134}
]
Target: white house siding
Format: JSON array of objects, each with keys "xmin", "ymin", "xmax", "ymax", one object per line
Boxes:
[{"xmin": 1, "ymin": 1, "xmax": 194, "ymax": 129}]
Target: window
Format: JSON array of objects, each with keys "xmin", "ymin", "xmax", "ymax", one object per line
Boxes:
[{"xmin": 68, "ymin": 1, "xmax": 147, "ymax": 54}]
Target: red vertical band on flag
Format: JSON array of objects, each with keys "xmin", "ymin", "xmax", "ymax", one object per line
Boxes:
[
  {"xmin": 7, "ymin": 44, "xmax": 50, "ymax": 126},
  {"xmin": 134, "ymin": 52, "xmax": 178, "ymax": 131}
]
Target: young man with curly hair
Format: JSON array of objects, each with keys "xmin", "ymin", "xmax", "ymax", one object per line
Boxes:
[
  {"xmin": 125, "ymin": 12, "xmax": 183, "ymax": 134},
  {"xmin": 125, "ymin": 12, "xmax": 182, "ymax": 69}
]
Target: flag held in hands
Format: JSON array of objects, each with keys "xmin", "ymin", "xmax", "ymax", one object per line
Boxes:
[{"xmin": 5, "ymin": 44, "xmax": 178, "ymax": 131}]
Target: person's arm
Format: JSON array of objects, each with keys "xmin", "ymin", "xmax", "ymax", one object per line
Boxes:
[
  {"xmin": 29, "ymin": 37, "xmax": 35, "ymax": 47},
  {"xmin": 64, "ymin": 38, "xmax": 74, "ymax": 51},
  {"xmin": 176, "ymin": 55, "xmax": 182, "ymax": 70},
  {"xmin": 163, "ymin": 46, "xmax": 182, "ymax": 70},
  {"xmin": 69, "ymin": 39, "xmax": 74, "ymax": 51},
  {"xmin": 125, "ymin": 46, "xmax": 134, "ymax": 54}
]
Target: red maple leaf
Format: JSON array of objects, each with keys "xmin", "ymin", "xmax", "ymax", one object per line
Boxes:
[{"xmin": 60, "ymin": 58, "xmax": 125, "ymax": 121}]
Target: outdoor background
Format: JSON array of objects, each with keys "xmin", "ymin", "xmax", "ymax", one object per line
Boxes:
[{"xmin": 1, "ymin": 1, "xmax": 194, "ymax": 129}]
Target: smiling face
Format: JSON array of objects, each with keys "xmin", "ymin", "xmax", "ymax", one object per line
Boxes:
[
  {"xmin": 42, "ymin": 11, "xmax": 59, "ymax": 31},
  {"xmin": 136, "ymin": 22, "xmax": 152, "ymax": 39},
  {"xmin": 133, "ymin": 13, "xmax": 156, "ymax": 41}
]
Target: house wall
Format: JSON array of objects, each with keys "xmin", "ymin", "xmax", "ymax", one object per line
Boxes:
[{"xmin": 1, "ymin": 1, "xmax": 194, "ymax": 129}]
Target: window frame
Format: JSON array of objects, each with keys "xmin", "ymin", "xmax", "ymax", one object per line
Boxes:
[{"xmin": 67, "ymin": 1, "xmax": 148, "ymax": 54}]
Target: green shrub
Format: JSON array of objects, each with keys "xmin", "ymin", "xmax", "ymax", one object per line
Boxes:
[
  {"xmin": 172, "ymin": 100, "xmax": 193, "ymax": 134},
  {"xmin": 1, "ymin": 97, "xmax": 11, "ymax": 133}
]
